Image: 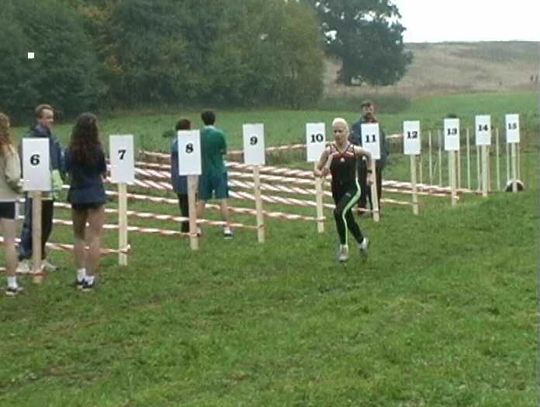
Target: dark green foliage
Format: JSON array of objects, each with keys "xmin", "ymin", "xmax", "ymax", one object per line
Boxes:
[
  {"xmin": 307, "ymin": 0, "xmax": 413, "ymax": 86},
  {"xmin": 0, "ymin": 0, "xmax": 104, "ymax": 123},
  {"xmin": 91, "ymin": 0, "xmax": 324, "ymax": 108}
]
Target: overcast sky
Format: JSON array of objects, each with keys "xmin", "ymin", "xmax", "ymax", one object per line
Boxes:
[{"xmin": 391, "ymin": 0, "xmax": 540, "ymax": 43}]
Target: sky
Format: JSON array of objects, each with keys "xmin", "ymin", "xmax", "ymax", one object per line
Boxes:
[{"xmin": 391, "ymin": 0, "xmax": 540, "ymax": 43}]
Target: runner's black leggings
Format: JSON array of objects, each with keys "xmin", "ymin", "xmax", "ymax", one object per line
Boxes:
[{"xmin": 332, "ymin": 183, "xmax": 364, "ymax": 245}]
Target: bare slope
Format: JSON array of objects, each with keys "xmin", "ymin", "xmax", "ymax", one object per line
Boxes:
[{"xmin": 324, "ymin": 41, "xmax": 540, "ymax": 97}]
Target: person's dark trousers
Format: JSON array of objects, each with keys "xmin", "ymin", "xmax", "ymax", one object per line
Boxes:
[
  {"xmin": 177, "ymin": 193, "xmax": 189, "ymax": 233},
  {"xmin": 357, "ymin": 165, "xmax": 384, "ymax": 212},
  {"xmin": 18, "ymin": 197, "xmax": 54, "ymax": 261}
]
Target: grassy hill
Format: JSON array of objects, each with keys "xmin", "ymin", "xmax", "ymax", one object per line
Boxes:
[{"xmin": 324, "ymin": 41, "xmax": 540, "ymax": 97}]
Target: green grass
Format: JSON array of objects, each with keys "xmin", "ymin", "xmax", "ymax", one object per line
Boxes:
[{"xmin": 1, "ymin": 91, "xmax": 538, "ymax": 406}]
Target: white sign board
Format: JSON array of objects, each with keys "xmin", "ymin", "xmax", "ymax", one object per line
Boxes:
[
  {"xmin": 306, "ymin": 123, "xmax": 326, "ymax": 162},
  {"xmin": 109, "ymin": 135, "xmax": 135, "ymax": 184},
  {"xmin": 243, "ymin": 123, "xmax": 265, "ymax": 166},
  {"xmin": 177, "ymin": 130, "xmax": 201, "ymax": 176},
  {"xmin": 361, "ymin": 123, "xmax": 381, "ymax": 160},
  {"xmin": 475, "ymin": 115, "xmax": 491, "ymax": 146},
  {"xmin": 403, "ymin": 120, "xmax": 421, "ymax": 155},
  {"xmin": 505, "ymin": 114, "xmax": 520, "ymax": 143},
  {"xmin": 444, "ymin": 118, "xmax": 460, "ymax": 151},
  {"xmin": 22, "ymin": 138, "xmax": 51, "ymax": 191}
]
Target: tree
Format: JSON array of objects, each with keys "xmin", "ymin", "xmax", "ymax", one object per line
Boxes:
[
  {"xmin": 0, "ymin": 0, "xmax": 104, "ymax": 123},
  {"xmin": 307, "ymin": 0, "xmax": 412, "ymax": 86}
]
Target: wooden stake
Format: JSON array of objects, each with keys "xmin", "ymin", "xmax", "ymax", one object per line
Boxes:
[
  {"xmin": 457, "ymin": 136, "xmax": 461, "ymax": 190},
  {"xmin": 187, "ymin": 175, "xmax": 199, "ymax": 250},
  {"xmin": 511, "ymin": 143, "xmax": 518, "ymax": 193},
  {"xmin": 495, "ymin": 127, "xmax": 501, "ymax": 190},
  {"xmin": 449, "ymin": 151, "xmax": 457, "ymax": 206},
  {"xmin": 481, "ymin": 146, "xmax": 488, "ymax": 197},
  {"xmin": 428, "ymin": 130, "xmax": 433, "ymax": 185},
  {"xmin": 118, "ymin": 183, "xmax": 128, "ymax": 266},
  {"xmin": 476, "ymin": 145, "xmax": 481, "ymax": 191},
  {"xmin": 438, "ymin": 129, "xmax": 442, "ymax": 186},
  {"xmin": 253, "ymin": 166, "xmax": 265, "ymax": 243},
  {"xmin": 371, "ymin": 160, "xmax": 380, "ymax": 222},
  {"xmin": 418, "ymin": 154, "xmax": 423, "ymax": 185},
  {"xmin": 466, "ymin": 127, "xmax": 471, "ymax": 189},
  {"xmin": 410, "ymin": 155, "xmax": 419, "ymax": 215},
  {"xmin": 31, "ymin": 192, "xmax": 43, "ymax": 283},
  {"xmin": 505, "ymin": 139, "xmax": 510, "ymax": 183},
  {"xmin": 314, "ymin": 162, "xmax": 325, "ymax": 233}
]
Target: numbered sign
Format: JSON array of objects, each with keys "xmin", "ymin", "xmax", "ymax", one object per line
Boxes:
[
  {"xmin": 306, "ymin": 123, "xmax": 326, "ymax": 162},
  {"xmin": 22, "ymin": 138, "xmax": 51, "ymax": 191},
  {"xmin": 243, "ymin": 123, "xmax": 265, "ymax": 166},
  {"xmin": 475, "ymin": 115, "xmax": 491, "ymax": 146},
  {"xmin": 109, "ymin": 135, "xmax": 135, "ymax": 184},
  {"xmin": 360, "ymin": 123, "xmax": 381, "ymax": 160},
  {"xmin": 177, "ymin": 130, "xmax": 201, "ymax": 176},
  {"xmin": 403, "ymin": 121, "xmax": 421, "ymax": 155},
  {"xmin": 444, "ymin": 118, "xmax": 460, "ymax": 151},
  {"xmin": 505, "ymin": 114, "xmax": 520, "ymax": 143}
]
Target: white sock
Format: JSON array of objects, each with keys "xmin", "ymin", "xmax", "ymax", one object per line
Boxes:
[
  {"xmin": 85, "ymin": 275, "xmax": 95, "ymax": 285},
  {"xmin": 77, "ymin": 268, "xmax": 86, "ymax": 282},
  {"xmin": 7, "ymin": 276, "xmax": 17, "ymax": 288},
  {"xmin": 224, "ymin": 226, "xmax": 232, "ymax": 233}
]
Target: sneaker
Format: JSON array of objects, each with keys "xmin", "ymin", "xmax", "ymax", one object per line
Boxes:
[
  {"xmin": 337, "ymin": 244, "xmax": 349, "ymax": 262},
  {"xmin": 16, "ymin": 260, "xmax": 31, "ymax": 274},
  {"xmin": 81, "ymin": 279, "xmax": 95, "ymax": 292},
  {"xmin": 74, "ymin": 279, "xmax": 85, "ymax": 289},
  {"xmin": 41, "ymin": 259, "xmax": 59, "ymax": 272},
  {"xmin": 223, "ymin": 227, "xmax": 233, "ymax": 239},
  {"xmin": 358, "ymin": 238, "xmax": 369, "ymax": 260},
  {"xmin": 5, "ymin": 285, "xmax": 24, "ymax": 297}
]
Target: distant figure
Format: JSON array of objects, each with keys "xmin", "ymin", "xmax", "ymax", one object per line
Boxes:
[
  {"xmin": 197, "ymin": 110, "xmax": 233, "ymax": 238},
  {"xmin": 350, "ymin": 100, "xmax": 389, "ymax": 216},
  {"xmin": 17, "ymin": 104, "xmax": 64, "ymax": 274},
  {"xmin": 65, "ymin": 113, "xmax": 107, "ymax": 291},
  {"xmin": 170, "ymin": 118, "xmax": 191, "ymax": 233},
  {"xmin": 0, "ymin": 113, "xmax": 23, "ymax": 296}
]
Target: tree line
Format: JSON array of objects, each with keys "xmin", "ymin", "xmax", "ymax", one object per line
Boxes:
[{"xmin": 0, "ymin": 0, "xmax": 411, "ymax": 123}]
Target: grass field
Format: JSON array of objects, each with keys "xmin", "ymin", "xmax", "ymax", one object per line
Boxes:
[{"xmin": 1, "ymin": 91, "xmax": 538, "ymax": 406}]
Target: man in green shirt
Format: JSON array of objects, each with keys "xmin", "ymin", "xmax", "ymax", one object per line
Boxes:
[{"xmin": 197, "ymin": 110, "xmax": 233, "ymax": 238}]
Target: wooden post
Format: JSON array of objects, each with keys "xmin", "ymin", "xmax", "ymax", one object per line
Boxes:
[
  {"xmin": 418, "ymin": 154, "xmax": 423, "ymax": 185},
  {"xmin": 438, "ymin": 129, "xmax": 443, "ymax": 186},
  {"xmin": 410, "ymin": 155, "xmax": 419, "ymax": 215},
  {"xmin": 187, "ymin": 175, "xmax": 199, "ymax": 250},
  {"xmin": 505, "ymin": 139, "xmax": 510, "ymax": 183},
  {"xmin": 495, "ymin": 127, "xmax": 501, "ymax": 190},
  {"xmin": 118, "ymin": 183, "xmax": 128, "ymax": 266},
  {"xmin": 481, "ymin": 146, "xmax": 488, "ymax": 197},
  {"xmin": 511, "ymin": 143, "xmax": 518, "ymax": 193},
  {"xmin": 457, "ymin": 134, "xmax": 462, "ymax": 190},
  {"xmin": 314, "ymin": 162, "xmax": 325, "ymax": 233},
  {"xmin": 466, "ymin": 127, "xmax": 471, "ymax": 189},
  {"xmin": 428, "ymin": 130, "xmax": 433, "ymax": 186},
  {"xmin": 371, "ymin": 160, "xmax": 380, "ymax": 222},
  {"xmin": 476, "ymin": 145, "xmax": 481, "ymax": 191},
  {"xmin": 449, "ymin": 151, "xmax": 457, "ymax": 206},
  {"xmin": 31, "ymin": 192, "xmax": 43, "ymax": 283},
  {"xmin": 253, "ymin": 166, "xmax": 265, "ymax": 243},
  {"xmin": 517, "ymin": 141, "xmax": 521, "ymax": 180}
]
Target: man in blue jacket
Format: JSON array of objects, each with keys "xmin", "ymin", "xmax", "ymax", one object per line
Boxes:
[
  {"xmin": 350, "ymin": 100, "xmax": 389, "ymax": 215},
  {"xmin": 17, "ymin": 104, "xmax": 64, "ymax": 273}
]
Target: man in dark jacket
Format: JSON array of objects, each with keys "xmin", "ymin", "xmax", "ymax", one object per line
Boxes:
[
  {"xmin": 350, "ymin": 100, "xmax": 389, "ymax": 215},
  {"xmin": 17, "ymin": 104, "xmax": 64, "ymax": 273}
]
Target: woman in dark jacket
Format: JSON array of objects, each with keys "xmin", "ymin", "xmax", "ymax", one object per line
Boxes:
[{"xmin": 65, "ymin": 113, "xmax": 107, "ymax": 291}]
